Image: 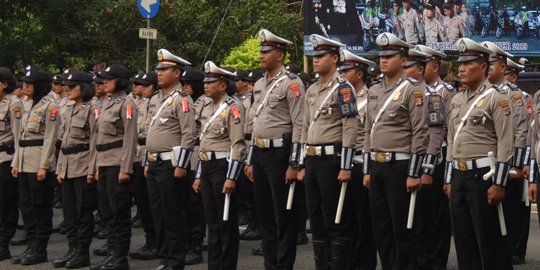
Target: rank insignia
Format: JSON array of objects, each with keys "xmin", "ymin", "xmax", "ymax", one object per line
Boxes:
[
  {"xmin": 289, "ymin": 83, "xmax": 302, "ymax": 99},
  {"xmin": 499, "ymin": 100, "xmax": 510, "ymax": 115},
  {"xmin": 167, "ymin": 97, "xmax": 173, "ymax": 106},
  {"xmin": 230, "ymin": 105, "xmax": 241, "ymax": 124},
  {"xmin": 126, "ymin": 104, "xmax": 133, "ymax": 119},
  {"xmin": 50, "ymin": 107, "xmax": 58, "ymax": 121},
  {"xmin": 413, "ymin": 91, "xmax": 423, "ymax": 106},
  {"xmin": 512, "ymin": 94, "xmax": 523, "ymax": 106},
  {"xmin": 182, "ymin": 98, "xmax": 189, "ymax": 112},
  {"xmin": 476, "ymin": 99, "xmax": 484, "ymax": 107},
  {"xmin": 392, "ymin": 91, "xmax": 401, "ymax": 101}
]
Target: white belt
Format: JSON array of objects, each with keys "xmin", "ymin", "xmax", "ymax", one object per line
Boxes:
[
  {"xmin": 452, "ymin": 157, "xmax": 490, "ymax": 171},
  {"xmin": 305, "ymin": 145, "xmax": 335, "ymax": 156},
  {"xmin": 199, "ymin": 151, "xmax": 229, "ymax": 161},
  {"xmin": 147, "ymin": 151, "xmax": 174, "ymax": 162},
  {"xmin": 442, "ymin": 141, "xmax": 448, "ymax": 147},
  {"xmin": 253, "ymin": 137, "xmax": 284, "ymax": 148},
  {"xmin": 370, "ymin": 152, "xmax": 411, "ymax": 163}
]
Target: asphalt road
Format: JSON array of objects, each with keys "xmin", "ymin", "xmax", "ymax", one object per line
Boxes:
[{"xmin": 1, "ymin": 207, "xmax": 539, "ymax": 270}]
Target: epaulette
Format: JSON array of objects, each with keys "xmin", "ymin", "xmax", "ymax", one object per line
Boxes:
[
  {"xmin": 426, "ymin": 85, "xmax": 438, "ymax": 94},
  {"xmin": 225, "ymin": 98, "xmax": 236, "ymax": 106},
  {"xmin": 443, "ymin": 83, "xmax": 455, "ymax": 92},
  {"xmin": 286, "ymin": 71, "xmax": 298, "ymax": 80},
  {"xmin": 507, "ymin": 82, "xmax": 518, "ymax": 91},
  {"xmin": 336, "ymin": 76, "xmax": 347, "ymax": 85},
  {"xmin": 406, "ymin": 77, "xmax": 419, "ymax": 85}
]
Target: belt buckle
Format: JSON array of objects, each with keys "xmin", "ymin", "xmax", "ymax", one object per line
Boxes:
[
  {"xmin": 306, "ymin": 146, "xmax": 317, "ymax": 156},
  {"xmin": 255, "ymin": 138, "xmax": 265, "ymax": 148},
  {"xmin": 200, "ymin": 152, "xmax": 209, "ymax": 161},
  {"xmin": 147, "ymin": 153, "xmax": 157, "ymax": 162},
  {"xmin": 375, "ymin": 152, "xmax": 387, "ymax": 163},
  {"xmin": 457, "ymin": 159, "xmax": 468, "ymax": 171}
]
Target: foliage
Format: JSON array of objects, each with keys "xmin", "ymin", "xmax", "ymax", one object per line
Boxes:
[
  {"xmin": 0, "ymin": 0, "xmax": 303, "ymax": 74},
  {"xmin": 222, "ymin": 36, "xmax": 292, "ymax": 71}
]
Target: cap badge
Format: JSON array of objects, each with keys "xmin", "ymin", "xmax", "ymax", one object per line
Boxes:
[
  {"xmin": 249, "ymin": 72, "xmax": 253, "ymax": 76},
  {"xmin": 458, "ymin": 41, "xmax": 467, "ymax": 52},
  {"xmin": 182, "ymin": 70, "xmax": 186, "ymax": 76},
  {"xmin": 204, "ymin": 62, "xmax": 211, "ymax": 73},
  {"xmin": 105, "ymin": 67, "xmax": 111, "ymax": 72},
  {"xmin": 380, "ymin": 35, "xmax": 389, "ymax": 46},
  {"xmin": 68, "ymin": 74, "xmax": 72, "ymax": 80},
  {"xmin": 157, "ymin": 50, "xmax": 164, "ymax": 61},
  {"xmin": 259, "ymin": 31, "xmax": 266, "ymax": 42},
  {"xmin": 26, "ymin": 71, "xmax": 31, "ymax": 76},
  {"xmin": 64, "ymin": 69, "xmax": 69, "ymax": 74},
  {"xmin": 142, "ymin": 74, "xmax": 147, "ymax": 79},
  {"xmin": 311, "ymin": 36, "xmax": 318, "ymax": 47}
]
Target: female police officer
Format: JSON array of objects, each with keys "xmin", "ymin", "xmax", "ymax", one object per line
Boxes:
[{"xmin": 53, "ymin": 71, "xmax": 97, "ymax": 268}]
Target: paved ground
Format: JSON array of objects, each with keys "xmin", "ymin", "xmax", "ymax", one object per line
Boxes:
[{"xmin": 1, "ymin": 206, "xmax": 539, "ymax": 270}]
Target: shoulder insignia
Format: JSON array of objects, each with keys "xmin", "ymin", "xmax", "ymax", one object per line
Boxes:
[
  {"xmin": 95, "ymin": 108, "xmax": 101, "ymax": 119},
  {"xmin": 426, "ymin": 85, "xmax": 437, "ymax": 94},
  {"xmin": 512, "ymin": 94, "xmax": 523, "ymax": 106},
  {"xmin": 337, "ymin": 84, "xmax": 357, "ymax": 117},
  {"xmin": 12, "ymin": 106, "xmax": 21, "ymax": 119},
  {"xmin": 507, "ymin": 83, "xmax": 518, "ymax": 91},
  {"xmin": 444, "ymin": 83, "xmax": 455, "ymax": 91},
  {"xmin": 499, "ymin": 100, "xmax": 510, "ymax": 115},
  {"xmin": 230, "ymin": 104, "xmax": 241, "ymax": 124},
  {"xmin": 50, "ymin": 107, "xmax": 58, "ymax": 121},
  {"xmin": 407, "ymin": 77, "xmax": 418, "ymax": 84},
  {"xmin": 181, "ymin": 98, "xmax": 189, "ymax": 113},
  {"xmin": 413, "ymin": 90, "xmax": 423, "ymax": 106},
  {"xmin": 336, "ymin": 76, "xmax": 347, "ymax": 84},
  {"xmin": 288, "ymin": 83, "xmax": 302, "ymax": 99},
  {"xmin": 125, "ymin": 104, "xmax": 133, "ymax": 119},
  {"xmin": 286, "ymin": 71, "xmax": 297, "ymax": 80},
  {"xmin": 527, "ymin": 97, "xmax": 533, "ymax": 117}
]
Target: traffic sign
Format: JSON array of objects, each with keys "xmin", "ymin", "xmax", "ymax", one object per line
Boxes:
[
  {"xmin": 139, "ymin": 28, "xmax": 158, "ymax": 40},
  {"xmin": 137, "ymin": 0, "xmax": 160, "ymax": 19}
]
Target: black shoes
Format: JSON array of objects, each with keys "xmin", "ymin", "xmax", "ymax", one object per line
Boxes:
[
  {"xmin": 129, "ymin": 234, "xmax": 158, "ymax": 260},
  {"xmin": 240, "ymin": 224, "xmax": 261, "ymax": 241},
  {"xmin": 0, "ymin": 246, "xmax": 11, "ymax": 261},
  {"xmin": 65, "ymin": 250, "xmax": 90, "ymax": 269},
  {"xmin": 12, "ymin": 245, "xmax": 33, "ymax": 264},
  {"xmin": 90, "ymin": 255, "xmax": 114, "ymax": 270},
  {"xmin": 93, "ymin": 243, "xmax": 113, "ymax": 256},
  {"xmin": 297, "ymin": 231, "xmax": 309, "ymax": 245},
  {"xmin": 185, "ymin": 246, "xmax": 203, "ymax": 265},
  {"xmin": 10, "ymin": 231, "xmax": 29, "ymax": 245},
  {"xmin": 20, "ymin": 247, "xmax": 47, "ymax": 265},
  {"xmin": 52, "ymin": 248, "xmax": 76, "ymax": 268},
  {"xmin": 100, "ymin": 256, "xmax": 129, "ymax": 270},
  {"xmin": 251, "ymin": 243, "xmax": 263, "ymax": 256}
]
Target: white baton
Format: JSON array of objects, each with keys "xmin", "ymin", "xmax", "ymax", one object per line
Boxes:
[
  {"xmin": 223, "ymin": 193, "xmax": 231, "ymax": 221},
  {"xmin": 286, "ymin": 182, "xmax": 296, "ymax": 210},
  {"xmin": 483, "ymin": 151, "xmax": 507, "ymax": 236},
  {"xmin": 334, "ymin": 182, "xmax": 348, "ymax": 224}
]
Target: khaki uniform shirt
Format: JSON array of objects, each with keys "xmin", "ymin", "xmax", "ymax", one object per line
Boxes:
[
  {"xmin": 56, "ymin": 102, "xmax": 96, "ymax": 178},
  {"xmin": 146, "ymin": 83, "xmax": 196, "ymax": 163},
  {"xmin": 91, "ymin": 91, "xmax": 137, "ymax": 174},
  {"xmin": 424, "ymin": 17, "xmax": 446, "ymax": 43},
  {"xmin": 363, "ymin": 75, "xmax": 428, "ymax": 154},
  {"xmin": 191, "ymin": 95, "xmax": 212, "ymax": 170},
  {"xmin": 443, "ymin": 15, "xmax": 464, "ymax": 43},
  {"xmin": 432, "ymin": 78, "xmax": 457, "ymax": 146},
  {"xmin": 13, "ymin": 96, "xmax": 59, "ymax": 172},
  {"xmin": 301, "ymin": 71, "xmax": 357, "ymax": 149},
  {"xmin": 400, "ymin": 8, "xmax": 425, "ymax": 44},
  {"xmin": 446, "ymin": 79, "xmax": 513, "ymax": 163},
  {"xmin": 0, "ymin": 95, "xmax": 22, "ymax": 164},
  {"xmin": 132, "ymin": 95, "xmax": 149, "ymax": 165},
  {"xmin": 424, "ymin": 82, "xmax": 445, "ymax": 156},
  {"xmin": 252, "ymin": 67, "xmax": 305, "ymax": 143},
  {"xmin": 529, "ymin": 91, "xmax": 540, "ymax": 163},
  {"xmin": 198, "ymin": 94, "xmax": 246, "ymax": 161},
  {"xmin": 355, "ymin": 85, "xmax": 369, "ymax": 152},
  {"xmin": 497, "ymin": 79, "xmax": 528, "ymax": 149}
]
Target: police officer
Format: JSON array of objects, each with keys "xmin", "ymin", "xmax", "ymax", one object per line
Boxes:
[
  {"xmin": 443, "ymin": 1, "xmax": 464, "ymax": 43},
  {"xmin": 243, "ymin": 29, "xmax": 304, "ymax": 269},
  {"xmin": 415, "ymin": 44, "xmax": 456, "ymax": 269},
  {"xmin": 89, "ymin": 64, "xmax": 138, "ymax": 270},
  {"xmin": 338, "ymin": 49, "xmax": 377, "ymax": 270},
  {"xmin": 362, "ymin": 33, "xmax": 428, "ymax": 270},
  {"xmin": 445, "ymin": 38, "xmax": 513, "ymax": 270},
  {"xmin": 482, "ymin": 41, "xmax": 529, "ymax": 268},
  {"xmin": 11, "ymin": 68, "xmax": 58, "ymax": 265},
  {"xmin": 180, "ymin": 68, "xmax": 207, "ymax": 265},
  {"xmin": 424, "ymin": 0, "xmax": 446, "ymax": 43},
  {"xmin": 192, "ymin": 61, "xmax": 246, "ymax": 270},
  {"xmin": 53, "ymin": 71, "xmax": 97, "ymax": 268},
  {"xmin": 145, "ymin": 49, "xmax": 195, "ymax": 270},
  {"xmin": 404, "ymin": 47, "xmax": 445, "ymax": 270},
  {"xmin": 297, "ymin": 34, "xmax": 357, "ymax": 269},
  {"xmin": 128, "ymin": 72, "xmax": 158, "ymax": 261},
  {"xmin": 400, "ymin": 0, "xmax": 425, "ymax": 45},
  {"xmin": 0, "ymin": 68, "xmax": 22, "ymax": 261}
]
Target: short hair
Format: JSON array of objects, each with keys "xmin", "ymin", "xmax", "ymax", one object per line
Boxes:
[
  {"xmin": 113, "ymin": 77, "xmax": 131, "ymax": 93},
  {"xmin": 31, "ymin": 81, "xmax": 52, "ymax": 107},
  {"xmin": 80, "ymin": 82, "xmax": 95, "ymax": 102}
]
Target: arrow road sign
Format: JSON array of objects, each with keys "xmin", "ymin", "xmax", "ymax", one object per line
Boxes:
[{"xmin": 138, "ymin": 0, "xmax": 160, "ymax": 19}]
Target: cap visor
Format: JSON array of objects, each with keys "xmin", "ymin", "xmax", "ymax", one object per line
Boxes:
[
  {"xmin": 99, "ymin": 72, "xmax": 116, "ymax": 79},
  {"xmin": 312, "ymin": 50, "xmax": 330, "ymax": 56},
  {"xmin": 260, "ymin": 46, "xmax": 275, "ymax": 52},
  {"xmin": 379, "ymin": 50, "xmax": 400, "ymax": 56},
  {"xmin": 203, "ymin": 77, "xmax": 219, "ymax": 83},
  {"xmin": 134, "ymin": 78, "xmax": 152, "ymax": 85},
  {"xmin": 457, "ymin": 55, "xmax": 480, "ymax": 62},
  {"xmin": 19, "ymin": 76, "xmax": 34, "ymax": 83},
  {"xmin": 155, "ymin": 63, "xmax": 177, "ymax": 69},
  {"xmin": 338, "ymin": 65, "xmax": 355, "ymax": 72},
  {"xmin": 405, "ymin": 60, "xmax": 418, "ymax": 67},
  {"xmin": 65, "ymin": 81, "xmax": 79, "ymax": 87}
]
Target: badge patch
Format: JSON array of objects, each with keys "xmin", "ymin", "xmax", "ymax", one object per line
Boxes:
[
  {"xmin": 338, "ymin": 85, "xmax": 357, "ymax": 117},
  {"xmin": 527, "ymin": 98, "xmax": 533, "ymax": 117},
  {"xmin": 50, "ymin": 107, "xmax": 58, "ymax": 121},
  {"xmin": 512, "ymin": 94, "xmax": 523, "ymax": 106},
  {"xmin": 339, "ymin": 87, "xmax": 353, "ymax": 103},
  {"xmin": 12, "ymin": 106, "xmax": 21, "ymax": 119},
  {"xmin": 125, "ymin": 104, "xmax": 133, "ymax": 119},
  {"xmin": 499, "ymin": 100, "xmax": 510, "ymax": 115},
  {"xmin": 476, "ymin": 99, "xmax": 484, "ymax": 107},
  {"xmin": 95, "ymin": 108, "xmax": 101, "ymax": 119},
  {"xmin": 289, "ymin": 83, "xmax": 302, "ymax": 99},
  {"xmin": 230, "ymin": 105, "xmax": 241, "ymax": 124},
  {"xmin": 392, "ymin": 91, "xmax": 401, "ymax": 101},
  {"xmin": 413, "ymin": 91, "xmax": 423, "ymax": 106},
  {"xmin": 182, "ymin": 98, "xmax": 189, "ymax": 112}
]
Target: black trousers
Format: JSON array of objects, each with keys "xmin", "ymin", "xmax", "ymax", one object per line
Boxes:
[
  {"xmin": 18, "ymin": 171, "xmax": 55, "ymax": 248},
  {"xmin": 293, "ymin": 182, "xmax": 308, "ymax": 234},
  {"xmin": 0, "ymin": 161, "xmax": 18, "ymax": 247},
  {"xmin": 252, "ymin": 147, "xmax": 297, "ymax": 270},
  {"xmin": 348, "ymin": 165, "xmax": 377, "ymax": 270},
  {"xmin": 237, "ymin": 166, "xmax": 257, "ymax": 223},
  {"xmin": 431, "ymin": 160, "xmax": 451, "ymax": 268},
  {"xmin": 147, "ymin": 160, "xmax": 187, "ymax": 269},
  {"xmin": 305, "ymin": 155, "xmax": 351, "ymax": 244},
  {"xmin": 62, "ymin": 176, "xmax": 97, "ymax": 251},
  {"xmin": 414, "ymin": 170, "xmax": 438, "ymax": 270},
  {"xmin": 186, "ymin": 169, "xmax": 206, "ymax": 249},
  {"xmin": 200, "ymin": 159, "xmax": 239, "ymax": 270},
  {"xmin": 514, "ymin": 184, "xmax": 530, "ymax": 258},
  {"xmin": 369, "ymin": 160, "xmax": 416, "ymax": 270},
  {"xmin": 132, "ymin": 163, "xmax": 155, "ymax": 235},
  {"xmin": 502, "ymin": 178, "xmax": 530, "ymax": 263},
  {"xmin": 98, "ymin": 166, "xmax": 132, "ymax": 257},
  {"xmin": 97, "ymin": 167, "xmax": 113, "ymax": 241},
  {"xmin": 450, "ymin": 168, "xmax": 506, "ymax": 270}
]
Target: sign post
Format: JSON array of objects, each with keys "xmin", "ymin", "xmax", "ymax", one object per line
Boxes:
[{"xmin": 137, "ymin": 0, "xmax": 160, "ymax": 72}]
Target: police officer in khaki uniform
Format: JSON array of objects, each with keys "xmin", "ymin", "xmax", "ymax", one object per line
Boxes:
[
  {"xmin": 89, "ymin": 64, "xmax": 137, "ymax": 270},
  {"xmin": 338, "ymin": 49, "xmax": 377, "ymax": 270},
  {"xmin": 362, "ymin": 33, "xmax": 428, "ymax": 270},
  {"xmin": 415, "ymin": 44, "xmax": 456, "ymax": 269},
  {"xmin": 444, "ymin": 38, "xmax": 513, "ymax": 270},
  {"xmin": 192, "ymin": 61, "xmax": 246, "ymax": 270},
  {"xmin": 400, "ymin": 0, "xmax": 425, "ymax": 45},
  {"xmin": 0, "ymin": 68, "xmax": 22, "ymax": 261},
  {"xmin": 297, "ymin": 34, "xmax": 357, "ymax": 269},
  {"xmin": 243, "ymin": 29, "xmax": 304, "ymax": 269},
  {"xmin": 482, "ymin": 41, "xmax": 529, "ymax": 267},
  {"xmin": 404, "ymin": 47, "xmax": 445, "ymax": 270},
  {"xmin": 11, "ymin": 68, "xmax": 59, "ymax": 265},
  {"xmin": 145, "ymin": 49, "xmax": 195, "ymax": 270},
  {"xmin": 423, "ymin": 1, "xmax": 446, "ymax": 43},
  {"xmin": 443, "ymin": 1, "xmax": 464, "ymax": 43},
  {"xmin": 53, "ymin": 72, "xmax": 97, "ymax": 269},
  {"xmin": 180, "ymin": 68, "xmax": 207, "ymax": 265},
  {"xmin": 128, "ymin": 72, "xmax": 158, "ymax": 261}
]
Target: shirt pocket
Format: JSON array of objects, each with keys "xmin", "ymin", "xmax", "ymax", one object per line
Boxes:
[
  {"xmin": 71, "ymin": 118, "xmax": 87, "ymax": 138},
  {"xmin": 0, "ymin": 109, "xmax": 9, "ymax": 131},
  {"xmin": 467, "ymin": 111, "xmax": 485, "ymax": 126},
  {"xmin": 102, "ymin": 116, "xmax": 119, "ymax": 135}
]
